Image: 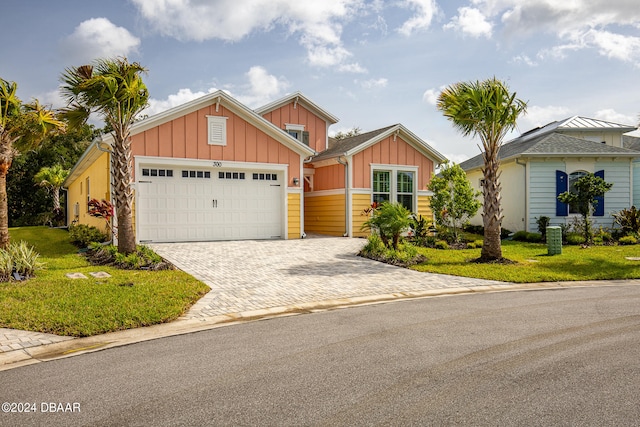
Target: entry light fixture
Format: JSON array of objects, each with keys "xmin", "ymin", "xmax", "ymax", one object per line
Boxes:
[{"xmin": 293, "ymin": 177, "xmax": 300, "ymax": 185}]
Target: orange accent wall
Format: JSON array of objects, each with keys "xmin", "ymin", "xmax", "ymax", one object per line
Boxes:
[
  {"xmin": 312, "ymin": 164, "xmax": 345, "ymax": 191},
  {"xmin": 261, "ymin": 103, "xmax": 328, "ymax": 152},
  {"xmin": 351, "ymin": 136, "xmax": 435, "ymax": 189},
  {"xmin": 130, "ymin": 104, "xmax": 301, "ymax": 183}
]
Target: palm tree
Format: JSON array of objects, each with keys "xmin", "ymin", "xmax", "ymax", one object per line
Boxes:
[
  {"xmin": 437, "ymin": 78, "xmax": 527, "ymax": 261},
  {"xmin": 60, "ymin": 57, "xmax": 149, "ymax": 255},
  {"xmin": 34, "ymin": 164, "xmax": 69, "ymax": 211},
  {"xmin": 0, "ymin": 78, "xmax": 65, "ymax": 248}
]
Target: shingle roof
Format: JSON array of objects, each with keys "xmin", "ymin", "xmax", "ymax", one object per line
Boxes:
[
  {"xmin": 459, "ymin": 131, "xmax": 640, "ymax": 171},
  {"xmin": 310, "ymin": 125, "xmax": 396, "ymax": 162}
]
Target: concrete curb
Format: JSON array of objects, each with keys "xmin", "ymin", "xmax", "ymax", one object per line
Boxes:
[{"xmin": 2, "ymin": 280, "xmax": 638, "ymax": 371}]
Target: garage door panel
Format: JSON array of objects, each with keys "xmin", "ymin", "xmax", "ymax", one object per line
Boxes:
[{"xmin": 137, "ymin": 166, "xmax": 283, "ymax": 242}]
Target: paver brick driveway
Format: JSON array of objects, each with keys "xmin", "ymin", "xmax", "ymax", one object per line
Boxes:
[{"xmin": 149, "ymin": 236, "xmax": 506, "ymax": 319}]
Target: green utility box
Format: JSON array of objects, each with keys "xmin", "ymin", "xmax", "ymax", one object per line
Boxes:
[{"xmin": 547, "ymin": 226, "xmax": 562, "ymax": 255}]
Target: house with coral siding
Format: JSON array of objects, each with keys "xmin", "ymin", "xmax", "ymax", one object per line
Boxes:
[
  {"xmin": 64, "ymin": 91, "xmax": 445, "ymax": 243},
  {"xmin": 459, "ymin": 116, "xmax": 639, "ymax": 233}
]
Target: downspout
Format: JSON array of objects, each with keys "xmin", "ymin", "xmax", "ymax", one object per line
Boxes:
[
  {"xmin": 95, "ymin": 137, "xmax": 116, "ymax": 244},
  {"xmin": 516, "ymin": 158, "xmax": 527, "ymax": 231},
  {"xmin": 336, "ymin": 155, "xmax": 349, "ymax": 237}
]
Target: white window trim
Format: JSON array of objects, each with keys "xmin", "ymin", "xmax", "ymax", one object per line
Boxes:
[
  {"xmin": 207, "ymin": 116, "xmax": 228, "ymax": 146},
  {"xmin": 370, "ymin": 164, "xmax": 418, "ymax": 211},
  {"xmin": 285, "ymin": 123, "xmax": 305, "ymax": 142}
]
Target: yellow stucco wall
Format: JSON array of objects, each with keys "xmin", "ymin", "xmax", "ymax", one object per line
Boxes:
[
  {"xmin": 287, "ymin": 192, "xmax": 301, "ymax": 239},
  {"xmin": 66, "ymin": 151, "xmax": 111, "ymax": 233},
  {"xmin": 351, "ymin": 193, "xmax": 372, "ymax": 238},
  {"xmin": 304, "ymin": 193, "xmax": 345, "ymax": 236}
]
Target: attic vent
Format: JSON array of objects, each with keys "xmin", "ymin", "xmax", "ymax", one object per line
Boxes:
[{"xmin": 207, "ymin": 116, "xmax": 228, "ymax": 146}]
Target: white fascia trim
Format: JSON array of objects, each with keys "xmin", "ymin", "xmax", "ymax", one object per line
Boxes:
[
  {"xmin": 255, "ymin": 92, "xmax": 339, "ymax": 124},
  {"xmin": 135, "ymin": 156, "xmax": 288, "ymax": 171},
  {"xmin": 351, "ymin": 188, "xmax": 371, "ymax": 195},
  {"xmin": 285, "ymin": 123, "xmax": 305, "ymax": 131},
  {"xmin": 417, "ymin": 190, "xmax": 435, "ymax": 196}
]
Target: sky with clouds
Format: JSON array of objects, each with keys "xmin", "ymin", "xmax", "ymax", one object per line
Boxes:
[{"xmin": 2, "ymin": 0, "xmax": 640, "ymax": 163}]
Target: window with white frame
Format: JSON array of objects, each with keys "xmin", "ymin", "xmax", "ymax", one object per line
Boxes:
[
  {"xmin": 285, "ymin": 123, "xmax": 309, "ymax": 146},
  {"xmin": 372, "ymin": 168, "xmax": 416, "ymax": 211},
  {"xmin": 207, "ymin": 116, "xmax": 228, "ymax": 146}
]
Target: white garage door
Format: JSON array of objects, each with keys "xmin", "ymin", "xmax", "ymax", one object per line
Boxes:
[{"xmin": 137, "ymin": 166, "xmax": 283, "ymax": 242}]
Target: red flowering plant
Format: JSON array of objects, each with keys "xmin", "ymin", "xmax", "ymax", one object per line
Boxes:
[{"xmin": 88, "ymin": 198, "xmax": 116, "ymax": 234}]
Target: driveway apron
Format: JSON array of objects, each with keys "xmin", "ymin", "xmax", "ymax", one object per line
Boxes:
[{"xmin": 148, "ymin": 236, "xmax": 506, "ymax": 319}]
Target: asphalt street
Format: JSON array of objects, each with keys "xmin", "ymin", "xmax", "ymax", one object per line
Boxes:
[{"xmin": 1, "ymin": 285, "xmax": 639, "ymax": 426}]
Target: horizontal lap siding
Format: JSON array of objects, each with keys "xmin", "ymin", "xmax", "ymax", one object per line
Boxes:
[
  {"xmin": 634, "ymin": 161, "xmax": 640, "ymax": 207},
  {"xmin": 595, "ymin": 161, "xmax": 631, "ymax": 221},
  {"xmin": 417, "ymin": 195, "xmax": 433, "ymax": 220},
  {"xmin": 529, "ymin": 161, "xmax": 563, "ymax": 231},
  {"xmin": 352, "ymin": 193, "xmax": 371, "ymax": 238},
  {"xmin": 304, "ymin": 194, "xmax": 345, "ymax": 236},
  {"xmin": 287, "ymin": 193, "xmax": 301, "ymax": 239}
]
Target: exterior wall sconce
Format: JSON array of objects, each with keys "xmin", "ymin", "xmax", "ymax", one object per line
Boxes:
[{"xmin": 292, "ymin": 177, "xmax": 300, "ymax": 185}]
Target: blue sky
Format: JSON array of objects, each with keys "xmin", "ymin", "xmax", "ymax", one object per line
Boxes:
[{"xmin": 2, "ymin": 0, "xmax": 640, "ymax": 163}]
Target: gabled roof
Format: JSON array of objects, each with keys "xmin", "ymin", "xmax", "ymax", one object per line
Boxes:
[
  {"xmin": 64, "ymin": 90, "xmax": 316, "ymax": 186},
  {"xmin": 459, "ymin": 131, "xmax": 640, "ymax": 172},
  {"xmin": 254, "ymin": 91, "xmax": 339, "ymax": 125},
  {"xmin": 310, "ymin": 124, "xmax": 447, "ymax": 164}
]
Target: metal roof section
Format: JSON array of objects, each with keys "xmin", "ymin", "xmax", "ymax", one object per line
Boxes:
[
  {"xmin": 309, "ymin": 124, "xmax": 447, "ymax": 164},
  {"xmin": 254, "ymin": 91, "xmax": 339, "ymax": 125},
  {"xmin": 557, "ymin": 116, "xmax": 637, "ymax": 131}
]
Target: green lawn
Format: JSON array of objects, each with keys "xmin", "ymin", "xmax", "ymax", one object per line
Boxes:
[
  {"xmin": 411, "ymin": 240, "xmax": 640, "ymax": 283},
  {"xmin": 0, "ymin": 227, "xmax": 209, "ymax": 337}
]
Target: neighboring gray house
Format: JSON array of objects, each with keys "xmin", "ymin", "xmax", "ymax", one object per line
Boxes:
[{"xmin": 459, "ymin": 116, "xmax": 639, "ymax": 233}]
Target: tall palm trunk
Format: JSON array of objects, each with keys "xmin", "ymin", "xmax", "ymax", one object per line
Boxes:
[
  {"xmin": 480, "ymin": 146, "xmax": 503, "ymax": 260},
  {"xmin": 52, "ymin": 188, "xmax": 61, "ymax": 210},
  {"xmin": 0, "ymin": 161, "xmax": 9, "ymax": 249},
  {"xmin": 112, "ymin": 134, "xmax": 136, "ymax": 254}
]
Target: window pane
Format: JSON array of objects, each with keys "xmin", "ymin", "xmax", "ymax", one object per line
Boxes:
[
  {"xmin": 569, "ymin": 171, "xmax": 588, "ymax": 214},
  {"xmin": 373, "ymin": 194, "xmax": 390, "ymax": 205},
  {"xmin": 373, "ymin": 171, "xmax": 390, "ymax": 193},
  {"xmin": 397, "ymin": 194, "xmax": 413, "ymax": 212},
  {"xmin": 397, "ymin": 171, "xmax": 413, "ymax": 192}
]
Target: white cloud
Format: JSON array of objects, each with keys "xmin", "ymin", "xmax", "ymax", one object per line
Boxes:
[
  {"xmin": 594, "ymin": 109, "xmax": 636, "ymax": 126},
  {"xmin": 131, "ymin": 0, "xmax": 366, "ymax": 71},
  {"xmin": 144, "ymin": 66, "xmax": 289, "ymax": 116},
  {"xmin": 519, "ymin": 105, "xmax": 572, "ymax": 130},
  {"xmin": 59, "ymin": 18, "xmax": 140, "ymax": 64},
  {"xmin": 444, "ymin": 7, "xmax": 492, "ymax": 39},
  {"xmin": 510, "ymin": 54, "xmax": 538, "ymax": 66},
  {"xmin": 235, "ymin": 66, "xmax": 290, "ymax": 107},
  {"xmin": 145, "ymin": 88, "xmax": 216, "ymax": 117},
  {"xmin": 358, "ymin": 78, "xmax": 388, "ymax": 89},
  {"xmin": 422, "ymin": 88, "xmax": 439, "ymax": 105},
  {"xmin": 338, "ymin": 62, "xmax": 368, "ymax": 73},
  {"xmin": 470, "ymin": 1, "xmax": 640, "ymax": 65},
  {"xmin": 397, "ymin": 0, "xmax": 439, "ymax": 36}
]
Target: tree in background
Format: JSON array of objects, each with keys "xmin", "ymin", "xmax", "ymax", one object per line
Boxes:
[
  {"xmin": 8, "ymin": 125, "xmax": 92, "ymax": 227},
  {"xmin": 558, "ymin": 173, "xmax": 612, "ymax": 244},
  {"xmin": 60, "ymin": 57, "xmax": 149, "ymax": 255},
  {"xmin": 333, "ymin": 127, "xmax": 361, "ymax": 141},
  {"xmin": 437, "ymin": 78, "xmax": 527, "ymax": 261},
  {"xmin": 0, "ymin": 78, "xmax": 65, "ymax": 247},
  {"xmin": 428, "ymin": 162, "xmax": 481, "ymax": 243},
  {"xmin": 34, "ymin": 164, "xmax": 69, "ymax": 225}
]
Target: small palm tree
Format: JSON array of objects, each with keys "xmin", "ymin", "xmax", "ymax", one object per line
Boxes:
[
  {"xmin": 60, "ymin": 57, "xmax": 149, "ymax": 255},
  {"xmin": 34, "ymin": 164, "xmax": 69, "ymax": 211},
  {"xmin": 0, "ymin": 78, "xmax": 65, "ymax": 248},
  {"xmin": 437, "ymin": 78, "xmax": 527, "ymax": 261}
]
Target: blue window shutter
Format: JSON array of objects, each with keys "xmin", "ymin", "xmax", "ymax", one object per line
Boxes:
[
  {"xmin": 594, "ymin": 170, "xmax": 605, "ymax": 216},
  {"xmin": 556, "ymin": 170, "xmax": 568, "ymax": 216}
]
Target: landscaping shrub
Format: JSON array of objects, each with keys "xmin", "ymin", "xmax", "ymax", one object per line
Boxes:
[
  {"xmin": 473, "ymin": 240, "xmax": 483, "ymax": 248},
  {"xmin": 68, "ymin": 224, "xmax": 108, "ymax": 247},
  {"xmin": 85, "ymin": 243, "xmax": 172, "ymax": 270},
  {"xmin": 535, "ymin": 216, "xmax": 550, "ymax": 242},
  {"xmin": 0, "ymin": 241, "xmax": 43, "ymax": 281},
  {"xmin": 512, "ymin": 230, "xmax": 529, "ymax": 241},
  {"xmin": 361, "ymin": 202, "xmax": 412, "ymax": 250},
  {"xmin": 466, "ymin": 242, "xmax": 477, "ymax": 249},
  {"xmin": 526, "ymin": 232, "xmax": 543, "ymax": 243},
  {"xmin": 612, "ymin": 206, "xmax": 640, "ymax": 235},
  {"xmin": 434, "ymin": 240, "xmax": 449, "ymax": 250},
  {"xmin": 566, "ymin": 233, "xmax": 586, "ymax": 245},
  {"xmin": 618, "ymin": 235, "xmax": 638, "ymax": 245},
  {"xmin": 359, "ymin": 235, "xmax": 425, "ymax": 267}
]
